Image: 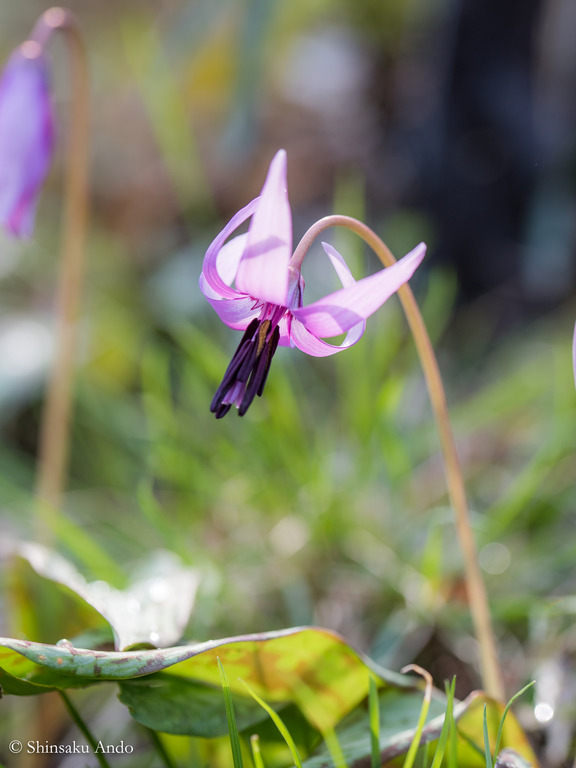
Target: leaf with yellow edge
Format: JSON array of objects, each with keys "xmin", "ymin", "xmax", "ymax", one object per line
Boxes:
[{"xmin": 0, "ymin": 627, "xmax": 409, "ymax": 734}]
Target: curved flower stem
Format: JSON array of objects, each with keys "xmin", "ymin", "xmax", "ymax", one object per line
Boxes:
[
  {"xmin": 292, "ymin": 215, "xmax": 504, "ymax": 701},
  {"xmin": 31, "ymin": 8, "xmax": 90, "ymax": 535}
]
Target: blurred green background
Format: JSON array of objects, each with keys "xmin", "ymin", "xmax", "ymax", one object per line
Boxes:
[{"xmin": 0, "ymin": 0, "xmax": 575, "ymax": 763}]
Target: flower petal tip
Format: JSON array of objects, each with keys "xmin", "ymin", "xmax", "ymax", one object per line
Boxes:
[
  {"xmin": 412, "ymin": 241, "xmax": 428, "ymax": 258},
  {"xmin": 271, "ymin": 147, "xmax": 287, "ymax": 166},
  {"xmin": 235, "ymin": 149, "xmax": 293, "ymax": 306}
]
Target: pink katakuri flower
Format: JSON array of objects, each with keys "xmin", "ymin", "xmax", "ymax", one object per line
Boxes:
[
  {"xmin": 0, "ymin": 42, "xmax": 54, "ymax": 238},
  {"xmin": 200, "ymin": 149, "xmax": 427, "ymax": 417}
]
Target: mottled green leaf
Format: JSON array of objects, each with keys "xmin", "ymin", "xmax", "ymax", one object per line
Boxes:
[
  {"xmin": 0, "ymin": 629, "xmax": 536, "ymax": 766},
  {"xmin": 0, "ymin": 627, "xmax": 409, "ymax": 732}
]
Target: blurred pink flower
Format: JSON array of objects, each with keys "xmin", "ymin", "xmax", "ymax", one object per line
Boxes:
[
  {"xmin": 0, "ymin": 44, "xmax": 54, "ymax": 238},
  {"xmin": 200, "ymin": 149, "xmax": 426, "ymax": 417}
]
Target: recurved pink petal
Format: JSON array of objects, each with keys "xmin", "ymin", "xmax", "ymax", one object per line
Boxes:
[
  {"xmin": 235, "ymin": 150, "xmax": 292, "ymax": 307},
  {"xmin": 290, "ymin": 316, "xmax": 365, "ymax": 357},
  {"xmin": 199, "ymin": 237, "xmax": 246, "ymax": 299},
  {"xmin": 321, "ymin": 242, "xmax": 356, "ymax": 288},
  {"xmin": 216, "ymin": 233, "xmax": 248, "ymax": 286},
  {"xmin": 200, "ymin": 293, "xmax": 260, "ymax": 331},
  {"xmin": 200, "ymin": 198, "xmax": 259, "ymax": 300},
  {"xmin": 292, "ymin": 242, "xmax": 426, "ymax": 337}
]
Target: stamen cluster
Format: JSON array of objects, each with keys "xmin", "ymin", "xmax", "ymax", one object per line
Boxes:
[{"xmin": 211, "ymin": 316, "xmax": 281, "ymax": 418}]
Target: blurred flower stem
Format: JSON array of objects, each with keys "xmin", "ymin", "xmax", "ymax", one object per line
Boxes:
[
  {"xmin": 292, "ymin": 216, "xmax": 504, "ymax": 701},
  {"xmin": 59, "ymin": 691, "xmax": 112, "ymax": 768},
  {"xmin": 31, "ymin": 8, "xmax": 90, "ymax": 534}
]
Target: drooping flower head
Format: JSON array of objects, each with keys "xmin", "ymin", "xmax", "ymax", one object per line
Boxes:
[
  {"xmin": 0, "ymin": 41, "xmax": 55, "ymax": 238},
  {"xmin": 200, "ymin": 150, "xmax": 426, "ymax": 417}
]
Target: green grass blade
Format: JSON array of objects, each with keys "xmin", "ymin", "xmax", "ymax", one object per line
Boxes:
[
  {"xmin": 492, "ymin": 681, "xmax": 535, "ymax": 761},
  {"xmin": 218, "ymin": 658, "xmax": 244, "ymax": 768},
  {"xmin": 419, "ymin": 742, "xmax": 429, "ymax": 768},
  {"xmin": 369, "ymin": 674, "xmax": 380, "ymax": 768},
  {"xmin": 401, "ymin": 666, "xmax": 432, "ymax": 768},
  {"xmin": 447, "ymin": 683, "xmax": 458, "ymax": 768},
  {"xmin": 239, "ymin": 678, "xmax": 303, "ymax": 768},
  {"xmin": 250, "ymin": 734, "xmax": 266, "ymax": 768},
  {"xmin": 429, "ymin": 677, "xmax": 456, "ymax": 768},
  {"xmin": 324, "ymin": 727, "xmax": 348, "ymax": 768},
  {"xmin": 483, "ymin": 704, "xmax": 493, "ymax": 768}
]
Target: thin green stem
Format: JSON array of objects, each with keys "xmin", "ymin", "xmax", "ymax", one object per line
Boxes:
[
  {"xmin": 483, "ymin": 704, "xmax": 494, "ymax": 768},
  {"xmin": 250, "ymin": 734, "xmax": 266, "ymax": 768},
  {"xmin": 368, "ymin": 674, "xmax": 380, "ymax": 768},
  {"xmin": 292, "ymin": 215, "xmax": 504, "ymax": 700},
  {"xmin": 219, "ymin": 658, "xmax": 245, "ymax": 768},
  {"xmin": 401, "ymin": 665, "xmax": 432, "ymax": 768},
  {"xmin": 30, "ymin": 8, "xmax": 90, "ymax": 536},
  {"xmin": 429, "ymin": 678, "xmax": 456, "ymax": 768},
  {"xmin": 239, "ymin": 679, "xmax": 303, "ymax": 768},
  {"xmin": 59, "ymin": 691, "xmax": 112, "ymax": 768},
  {"xmin": 146, "ymin": 727, "xmax": 177, "ymax": 768},
  {"xmin": 492, "ymin": 681, "xmax": 534, "ymax": 761}
]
